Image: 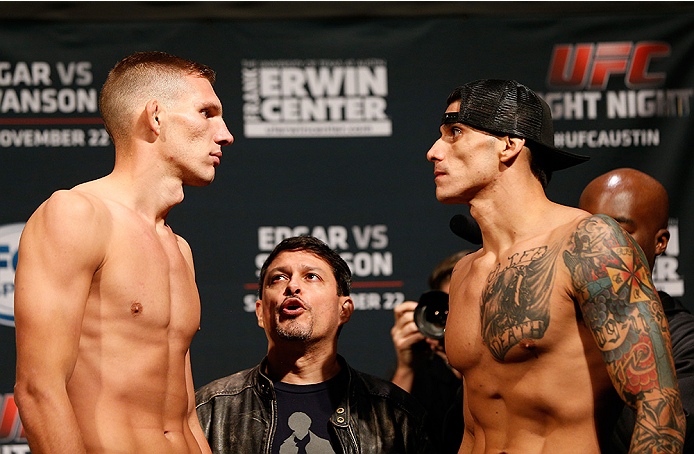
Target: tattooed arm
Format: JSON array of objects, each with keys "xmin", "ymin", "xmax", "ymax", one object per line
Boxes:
[{"xmin": 563, "ymin": 214, "xmax": 685, "ymax": 454}]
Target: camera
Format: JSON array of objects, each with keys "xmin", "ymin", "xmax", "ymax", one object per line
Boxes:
[{"xmin": 413, "ymin": 290, "xmax": 449, "ymax": 340}]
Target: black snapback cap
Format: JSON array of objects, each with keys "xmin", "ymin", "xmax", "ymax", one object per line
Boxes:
[{"xmin": 441, "ymin": 79, "xmax": 589, "ymax": 171}]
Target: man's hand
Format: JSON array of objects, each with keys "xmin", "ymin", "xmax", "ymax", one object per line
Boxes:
[{"xmin": 390, "ymin": 301, "xmax": 428, "ymax": 392}]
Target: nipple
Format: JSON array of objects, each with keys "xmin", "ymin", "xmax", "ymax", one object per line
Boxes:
[
  {"xmin": 519, "ymin": 339, "xmax": 536, "ymax": 349},
  {"xmin": 130, "ymin": 302, "xmax": 143, "ymax": 316}
]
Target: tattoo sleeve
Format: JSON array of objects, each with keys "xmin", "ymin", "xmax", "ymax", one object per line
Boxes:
[{"xmin": 563, "ymin": 214, "xmax": 685, "ymax": 453}]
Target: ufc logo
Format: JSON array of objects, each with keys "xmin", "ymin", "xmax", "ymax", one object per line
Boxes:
[
  {"xmin": 0, "ymin": 394, "xmax": 25, "ymax": 443},
  {"xmin": 547, "ymin": 42, "xmax": 670, "ymax": 90}
]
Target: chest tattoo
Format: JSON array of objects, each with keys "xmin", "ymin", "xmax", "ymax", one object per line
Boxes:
[{"xmin": 481, "ymin": 244, "xmax": 561, "ymax": 361}]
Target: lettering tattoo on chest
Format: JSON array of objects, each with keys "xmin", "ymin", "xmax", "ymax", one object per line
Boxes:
[{"xmin": 481, "ymin": 244, "xmax": 561, "ymax": 361}]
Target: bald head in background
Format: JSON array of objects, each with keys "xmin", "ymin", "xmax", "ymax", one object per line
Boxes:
[
  {"xmin": 580, "ymin": 170, "xmax": 694, "ymax": 454},
  {"xmin": 579, "ymin": 168, "xmax": 670, "ymax": 271}
]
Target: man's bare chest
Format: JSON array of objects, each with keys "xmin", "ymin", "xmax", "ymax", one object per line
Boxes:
[
  {"xmin": 479, "ymin": 243, "xmax": 565, "ymax": 361},
  {"xmin": 446, "ymin": 242, "xmax": 575, "ymax": 368},
  {"xmin": 86, "ymin": 219, "xmax": 200, "ymax": 332}
]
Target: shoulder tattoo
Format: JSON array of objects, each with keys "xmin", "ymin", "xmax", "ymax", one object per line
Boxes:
[{"xmin": 562, "ymin": 215, "xmax": 676, "ymax": 401}]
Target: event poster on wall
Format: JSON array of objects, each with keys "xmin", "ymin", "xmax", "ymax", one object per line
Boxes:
[{"xmin": 1, "ymin": 8, "xmax": 693, "ymax": 449}]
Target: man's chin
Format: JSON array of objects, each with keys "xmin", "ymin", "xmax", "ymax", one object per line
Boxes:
[
  {"xmin": 276, "ymin": 321, "xmax": 313, "ymax": 341},
  {"xmin": 187, "ymin": 177, "xmax": 215, "ymax": 187},
  {"xmin": 277, "ymin": 331, "xmax": 312, "ymax": 342},
  {"xmin": 436, "ymin": 193, "xmax": 464, "ymax": 205},
  {"xmin": 184, "ymin": 171, "xmax": 216, "ymax": 187}
]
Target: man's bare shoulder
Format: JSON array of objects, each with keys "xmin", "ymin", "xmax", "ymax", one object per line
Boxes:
[
  {"xmin": 30, "ymin": 186, "xmax": 112, "ymax": 227},
  {"xmin": 564, "ymin": 210, "xmax": 616, "ymax": 233},
  {"xmin": 174, "ymin": 234, "xmax": 195, "ymax": 270},
  {"xmin": 40, "ymin": 186, "xmax": 107, "ymax": 215},
  {"xmin": 452, "ymin": 248, "xmax": 480, "ymax": 275},
  {"xmin": 562, "ymin": 212, "xmax": 645, "ymax": 262},
  {"xmin": 21, "ymin": 188, "xmax": 114, "ymax": 263},
  {"xmin": 545, "ymin": 205, "xmax": 593, "ymax": 242},
  {"xmin": 562, "ymin": 212, "xmax": 650, "ymax": 285}
]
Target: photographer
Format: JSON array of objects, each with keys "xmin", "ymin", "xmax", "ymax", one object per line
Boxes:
[{"xmin": 390, "ymin": 250, "xmax": 470, "ymax": 451}]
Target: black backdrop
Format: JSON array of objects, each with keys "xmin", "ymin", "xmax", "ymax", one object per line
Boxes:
[{"xmin": 1, "ymin": 2, "xmax": 693, "ymax": 448}]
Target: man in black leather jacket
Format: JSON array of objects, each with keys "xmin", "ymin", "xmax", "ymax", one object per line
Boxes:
[
  {"xmin": 196, "ymin": 236, "xmax": 437, "ymax": 454},
  {"xmin": 579, "ymin": 168, "xmax": 694, "ymax": 452}
]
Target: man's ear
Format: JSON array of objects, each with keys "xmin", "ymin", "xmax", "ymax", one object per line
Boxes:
[
  {"xmin": 655, "ymin": 228, "xmax": 670, "ymax": 256},
  {"xmin": 255, "ymin": 299, "xmax": 265, "ymax": 328},
  {"xmin": 144, "ymin": 99, "xmax": 162, "ymax": 135},
  {"xmin": 339, "ymin": 296, "xmax": 354, "ymax": 325},
  {"xmin": 500, "ymin": 136, "xmax": 525, "ymax": 164}
]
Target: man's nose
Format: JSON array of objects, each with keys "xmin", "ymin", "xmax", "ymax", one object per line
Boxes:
[
  {"xmin": 284, "ymin": 278, "xmax": 301, "ymax": 295},
  {"xmin": 427, "ymin": 139, "xmax": 442, "ymax": 162},
  {"xmin": 216, "ymin": 121, "xmax": 234, "ymax": 146}
]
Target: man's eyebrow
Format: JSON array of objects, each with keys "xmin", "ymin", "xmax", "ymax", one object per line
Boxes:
[
  {"xmin": 199, "ymin": 101, "xmax": 223, "ymax": 116},
  {"xmin": 439, "ymin": 122, "xmax": 463, "ymax": 134},
  {"xmin": 266, "ymin": 266, "xmax": 287, "ymax": 276},
  {"xmin": 267, "ymin": 264, "xmax": 325, "ymax": 277}
]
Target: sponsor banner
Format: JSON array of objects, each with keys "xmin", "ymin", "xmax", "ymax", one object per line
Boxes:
[
  {"xmin": 1, "ymin": 13, "xmax": 694, "ymax": 414},
  {"xmin": 242, "ymin": 58, "xmax": 392, "ymax": 138},
  {"xmin": 0, "ymin": 393, "xmax": 26, "ymax": 449},
  {"xmin": 540, "ymin": 41, "xmax": 693, "ymax": 151},
  {"xmin": 654, "ymin": 219, "xmax": 684, "ymax": 296},
  {"xmin": 0, "ymin": 60, "xmax": 108, "ymax": 150},
  {"xmin": 0, "ymin": 127, "xmax": 109, "ymax": 148},
  {"xmin": 0, "ymin": 224, "xmax": 23, "ymax": 328},
  {"xmin": 244, "ymin": 224, "xmax": 404, "ymax": 312},
  {"xmin": 0, "ymin": 61, "xmax": 96, "ymax": 114},
  {"xmin": 244, "ymin": 121, "xmax": 391, "ymax": 138}
]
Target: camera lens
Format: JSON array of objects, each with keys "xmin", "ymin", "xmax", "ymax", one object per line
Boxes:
[{"xmin": 413, "ymin": 290, "xmax": 449, "ymax": 340}]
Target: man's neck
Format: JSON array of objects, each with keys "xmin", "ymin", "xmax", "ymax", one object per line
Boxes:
[
  {"xmin": 469, "ymin": 176, "xmax": 554, "ymax": 251},
  {"xmin": 103, "ymin": 153, "xmax": 185, "ymax": 224},
  {"xmin": 265, "ymin": 345, "xmax": 341, "ymax": 385}
]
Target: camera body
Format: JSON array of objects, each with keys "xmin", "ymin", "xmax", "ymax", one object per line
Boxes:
[{"xmin": 413, "ymin": 290, "xmax": 449, "ymax": 340}]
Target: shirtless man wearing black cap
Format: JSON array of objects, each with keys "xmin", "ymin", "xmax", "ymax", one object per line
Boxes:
[{"xmin": 427, "ymin": 79, "xmax": 685, "ymax": 453}]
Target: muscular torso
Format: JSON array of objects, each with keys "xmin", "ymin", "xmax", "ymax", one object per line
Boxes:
[
  {"xmin": 67, "ymin": 193, "xmax": 203, "ymax": 454},
  {"xmin": 445, "ymin": 215, "xmax": 621, "ymax": 454}
]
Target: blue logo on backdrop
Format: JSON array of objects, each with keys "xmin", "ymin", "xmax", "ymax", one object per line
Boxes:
[{"xmin": 0, "ymin": 223, "xmax": 24, "ymax": 328}]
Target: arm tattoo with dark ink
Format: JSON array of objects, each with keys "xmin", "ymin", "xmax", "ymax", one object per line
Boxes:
[{"xmin": 563, "ymin": 214, "xmax": 684, "ymax": 453}]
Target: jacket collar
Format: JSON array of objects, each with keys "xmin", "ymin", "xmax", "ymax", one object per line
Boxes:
[{"xmin": 254, "ymin": 355, "xmax": 356, "ymax": 425}]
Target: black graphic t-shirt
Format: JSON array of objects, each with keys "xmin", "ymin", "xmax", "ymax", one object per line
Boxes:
[{"xmin": 272, "ymin": 370, "xmax": 346, "ymax": 454}]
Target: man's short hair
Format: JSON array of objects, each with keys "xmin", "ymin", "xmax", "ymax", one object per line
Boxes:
[
  {"xmin": 99, "ymin": 51, "xmax": 216, "ymax": 145},
  {"xmin": 258, "ymin": 236, "xmax": 352, "ymax": 298}
]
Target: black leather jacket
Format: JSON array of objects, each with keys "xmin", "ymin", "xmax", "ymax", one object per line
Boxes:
[{"xmin": 195, "ymin": 356, "xmax": 437, "ymax": 453}]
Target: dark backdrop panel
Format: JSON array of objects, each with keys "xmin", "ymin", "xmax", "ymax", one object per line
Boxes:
[{"xmin": 1, "ymin": 8, "xmax": 693, "ymax": 448}]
